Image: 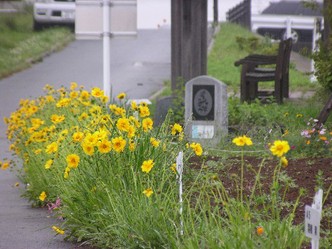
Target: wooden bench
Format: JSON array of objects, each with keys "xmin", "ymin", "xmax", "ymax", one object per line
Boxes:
[{"xmin": 234, "ymin": 38, "xmax": 293, "ymax": 104}]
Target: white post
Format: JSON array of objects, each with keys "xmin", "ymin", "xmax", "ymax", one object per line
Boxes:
[
  {"xmin": 176, "ymin": 151, "xmax": 184, "ymax": 235},
  {"xmin": 311, "ymin": 18, "xmax": 321, "ymax": 83},
  {"xmin": 311, "ymin": 189, "xmax": 323, "ymax": 249},
  {"xmin": 103, "ymin": 0, "xmax": 111, "ymax": 100},
  {"xmin": 286, "ymin": 17, "xmax": 292, "ymax": 40},
  {"xmin": 305, "ymin": 189, "xmax": 323, "ymax": 249}
]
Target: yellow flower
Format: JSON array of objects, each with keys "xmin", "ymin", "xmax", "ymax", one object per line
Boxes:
[
  {"xmin": 39, "ymin": 191, "xmax": 47, "ymax": 202},
  {"xmin": 139, "ymin": 105, "xmax": 150, "ymax": 117},
  {"xmin": 109, "ymin": 104, "xmax": 126, "ymax": 116},
  {"xmin": 52, "ymin": 226, "xmax": 65, "ymax": 235},
  {"xmin": 170, "ymin": 163, "xmax": 177, "ymax": 174},
  {"xmin": 45, "ymin": 142, "xmax": 58, "ymax": 154},
  {"xmin": 69, "ymin": 91, "xmax": 79, "ymax": 99},
  {"xmin": 131, "ymin": 101, "xmax": 138, "ymax": 110},
  {"xmin": 70, "ymin": 81, "xmax": 78, "ymax": 90},
  {"xmin": 112, "ymin": 136, "xmax": 126, "ymax": 153},
  {"xmin": 82, "ymin": 142, "xmax": 95, "ymax": 156},
  {"xmin": 66, "ymin": 154, "xmax": 80, "ymax": 169},
  {"xmin": 31, "ymin": 118, "xmax": 44, "ymax": 128},
  {"xmin": 116, "ymin": 118, "xmax": 130, "ymax": 132},
  {"xmin": 51, "ymin": 114, "xmax": 65, "ymax": 124},
  {"xmin": 79, "ymin": 112, "xmax": 89, "ymax": 121},
  {"xmin": 101, "ymin": 95, "xmax": 109, "ymax": 104},
  {"xmin": 45, "ymin": 95, "xmax": 55, "ymax": 102},
  {"xmin": 1, "ymin": 161, "xmax": 10, "ymax": 170},
  {"xmin": 59, "ymin": 129, "xmax": 68, "ymax": 138},
  {"xmin": 142, "ymin": 118, "xmax": 153, "ymax": 132},
  {"xmin": 171, "ymin": 123, "xmax": 183, "ymax": 135},
  {"xmin": 141, "ymin": 159, "xmax": 154, "ymax": 173},
  {"xmin": 98, "ymin": 115, "xmax": 110, "ymax": 124},
  {"xmin": 129, "ymin": 116, "xmax": 140, "ymax": 128},
  {"xmin": 89, "ymin": 105, "xmax": 102, "ymax": 115},
  {"xmin": 256, "ymin": 226, "xmax": 264, "ymax": 236},
  {"xmin": 80, "ymin": 90, "xmax": 90, "ymax": 100},
  {"xmin": 98, "ymin": 139, "xmax": 112, "ymax": 153},
  {"xmin": 320, "ymin": 136, "xmax": 327, "ymax": 141},
  {"xmin": 270, "ymin": 140, "xmax": 290, "ymax": 157},
  {"xmin": 94, "ymin": 129, "xmax": 108, "ymax": 140},
  {"xmin": 91, "ymin": 87, "xmax": 104, "ymax": 98},
  {"xmin": 34, "ymin": 149, "xmax": 42, "ymax": 155},
  {"xmin": 281, "ymin": 157, "xmax": 288, "ymax": 168},
  {"xmin": 72, "ymin": 132, "xmax": 84, "ymax": 142},
  {"xmin": 127, "ymin": 125, "xmax": 136, "ymax": 138},
  {"xmin": 143, "ymin": 188, "xmax": 153, "ymax": 198},
  {"xmin": 56, "ymin": 98, "xmax": 71, "ymax": 107},
  {"xmin": 83, "ymin": 133, "xmax": 98, "ymax": 146},
  {"xmin": 44, "ymin": 159, "xmax": 53, "ymax": 169},
  {"xmin": 306, "ymin": 140, "xmax": 311, "ymax": 145},
  {"xmin": 190, "ymin": 142, "xmax": 203, "ymax": 156},
  {"xmin": 282, "ymin": 129, "xmax": 289, "ymax": 137},
  {"xmin": 129, "ymin": 139, "xmax": 136, "ymax": 151},
  {"xmin": 232, "ymin": 135, "xmax": 253, "ymax": 146},
  {"xmin": 117, "ymin": 92, "xmax": 126, "ymax": 100},
  {"xmin": 64, "ymin": 167, "xmax": 71, "ymax": 179},
  {"xmin": 150, "ymin": 137, "xmax": 160, "ymax": 147},
  {"xmin": 296, "ymin": 113, "xmax": 303, "ymax": 118}
]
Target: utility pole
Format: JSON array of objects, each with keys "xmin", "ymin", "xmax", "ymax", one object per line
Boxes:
[{"xmin": 171, "ymin": 0, "xmax": 208, "ymax": 92}]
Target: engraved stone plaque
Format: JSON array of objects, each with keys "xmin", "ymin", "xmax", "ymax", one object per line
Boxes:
[
  {"xmin": 185, "ymin": 76, "xmax": 228, "ymax": 147},
  {"xmin": 192, "ymin": 85, "xmax": 214, "ymax": 121}
]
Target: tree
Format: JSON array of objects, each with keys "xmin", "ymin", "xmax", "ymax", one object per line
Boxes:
[
  {"xmin": 171, "ymin": 0, "xmax": 207, "ymax": 92},
  {"xmin": 309, "ymin": 0, "xmax": 332, "ymax": 93},
  {"xmin": 323, "ymin": 0, "xmax": 332, "ymax": 46}
]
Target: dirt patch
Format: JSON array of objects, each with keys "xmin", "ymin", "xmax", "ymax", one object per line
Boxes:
[{"xmin": 189, "ymin": 156, "xmax": 332, "ymax": 246}]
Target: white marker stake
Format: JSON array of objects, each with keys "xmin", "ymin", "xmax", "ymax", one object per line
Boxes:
[
  {"xmin": 176, "ymin": 151, "xmax": 184, "ymax": 235},
  {"xmin": 305, "ymin": 189, "xmax": 323, "ymax": 249},
  {"xmin": 103, "ymin": 0, "xmax": 111, "ymax": 100}
]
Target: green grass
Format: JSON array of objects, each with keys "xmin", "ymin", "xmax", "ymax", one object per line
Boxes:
[
  {"xmin": 208, "ymin": 23, "xmax": 313, "ymax": 93},
  {"xmin": 0, "ymin": 11, "xmax": 74, "ymax": 79}
]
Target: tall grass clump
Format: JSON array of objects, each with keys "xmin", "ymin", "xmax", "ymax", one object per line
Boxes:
[{"xmin": 4, "ymin": 83, "xmax": 203, "ymax": 247}]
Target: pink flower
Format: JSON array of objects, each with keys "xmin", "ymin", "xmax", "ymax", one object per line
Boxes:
[{"xmin": 47, "ymin": 197, "xmax": 61, "ymax": 212}]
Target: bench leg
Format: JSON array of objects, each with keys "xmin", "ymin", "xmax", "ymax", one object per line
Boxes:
[
  {"xmin": 283, "ymin": 73, "xmax": 289, "ymax": 98},
  {"xmin": 275, "ymin": 79, "xmax": 283, "ymax": 104}
]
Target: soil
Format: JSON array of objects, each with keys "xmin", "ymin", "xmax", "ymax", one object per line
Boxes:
[{"xmin": 189, "ymin": 156, "xmax": 332, "ymax": 248}]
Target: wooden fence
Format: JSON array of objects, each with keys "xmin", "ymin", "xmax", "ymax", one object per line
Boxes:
[{"xmin": 226, "ymin": 0, "xmax": 251, "ymax": 30}]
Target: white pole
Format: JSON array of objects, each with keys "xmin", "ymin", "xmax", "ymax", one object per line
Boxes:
[
  {"xmin": 286, "ymin": 17, "xmax": 291, "ymax": 40},
  {"xmin": 103, "ymin": 0, "xmax": 111, "ymax": 99},
  {"xmin": 311, "ymin": 189, "xmax": 323, "ymax": 249},
  {"xmin": 311, "ymin": 18, "xmax": 321, "ymax": 83},
  {"xmin": 176, "ymin": 151, "xmax": 184, "ymax": 235}
]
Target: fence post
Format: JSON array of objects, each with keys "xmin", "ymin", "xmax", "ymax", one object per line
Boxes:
[
  {"xmin": 311, "ymin": 17, "xmax": 322, "ymax": 82},
  {"xmin": 286, "ymin": 17, "xmax": 292, "ymax": 39}
]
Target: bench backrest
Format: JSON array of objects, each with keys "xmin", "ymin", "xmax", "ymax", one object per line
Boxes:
[{"xmin": 274, "ymin": 38, "xmax": 292, "ymax": 98}]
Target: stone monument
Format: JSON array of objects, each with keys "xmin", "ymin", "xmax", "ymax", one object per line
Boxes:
[{"xmin": 185, "ymin": 75, "xmax": 228, "ymax": 147}]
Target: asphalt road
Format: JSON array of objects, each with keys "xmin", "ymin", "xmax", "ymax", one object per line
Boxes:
[{"xmin": 0, "ymin": 27, "xmax": 170, "ymax": 249}]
